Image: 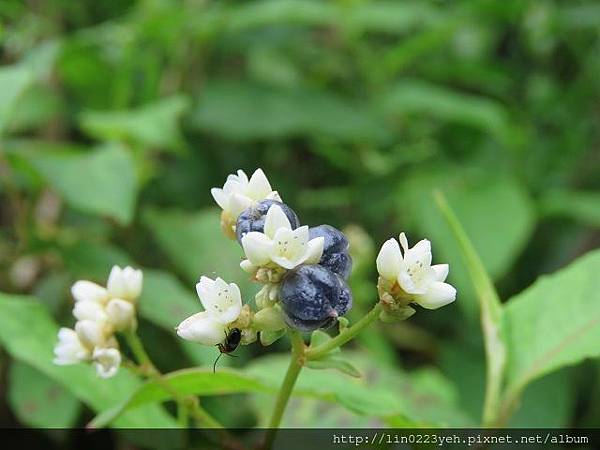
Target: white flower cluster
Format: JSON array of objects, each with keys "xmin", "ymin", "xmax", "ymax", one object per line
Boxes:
[
  {"xmin": 53, "ymin": 266, "xmax": 142, "ymax": 378},
  {"xmin": 211, "ymin": 168, "xmax": 282, "ymax": 238},
  {"xmin": 240, "ymin": 205, "xmax": 324, "ymax": 273},
  {"xmin": 376, "ymin": 232, "xmax": 456, "ymax": 319},
  {"xmin": 178, "ymin": 169, "xmax": 302, "ymax": 347}
]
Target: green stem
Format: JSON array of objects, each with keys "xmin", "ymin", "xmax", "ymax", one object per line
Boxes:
[
  {"xmin": 123, "ymin": 330, "xmax": 224, "ymax": 429},
  {"xmin": 264, "ymin": 330, "xmax": 305, "ymax": 449},
  {"xmin": 306, "ymin": 303, "xmax": 382, "ymax": 360}
]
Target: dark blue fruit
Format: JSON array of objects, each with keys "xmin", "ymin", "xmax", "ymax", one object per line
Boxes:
[
  {"xmin": 279, "ymin": 265, "xmax": 353, "ymax": 331},
  {"xmin": 236, "ymin": 199, "xmax": 300, "ymax": 244},
  {"xmin": 309, "ymin": 225, "xmax": 353, "ymax": 279}
]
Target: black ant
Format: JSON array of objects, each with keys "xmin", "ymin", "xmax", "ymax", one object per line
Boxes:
[{"xmin": 213, "ymin": 328, "xmax": 241, "ymax": 373}]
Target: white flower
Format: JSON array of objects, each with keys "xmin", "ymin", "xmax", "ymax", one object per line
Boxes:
[
  {"xmin": 53, "ymin": 328, "xmax": 91, "ymax": 365},
  {"xmin": 71, "ymin": 280, "xmax": 109, "ymax": 304},
  {"xmin": 241, "ymin": 205, "xmax": 324, "ymax": 271},
  {"xmin": 73, "ymin": 300, "xmax": 108, "ymax": 323},
  {"xmin": 106, "ymin": 298, "xmax": 136, "ymax": 331},
  {"xmin": 376, "ymin": 232, "xmax": 456, "ymax": 309},
  {"xmin": 211, "ymin": 169, "xmax": 281, "ymax": 219},
  {"xmin": 176, "ymin": 277, "xmax": 242, "ymax": 346},
  {"xmin": 75, "ymin": 320, "xmax": 108, "ymax": 349},
  {"xmin": 107, "ymin": 266, "xmax": 143, "ymax": 302},
  {"xmin": 93, "ymin": 347, "xmax": 121, "ymax": 378}
]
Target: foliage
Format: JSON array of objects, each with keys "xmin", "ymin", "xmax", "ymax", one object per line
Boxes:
[{"xmin": 0, "ymin": 0, "xmax": 599, "ymax": 438}]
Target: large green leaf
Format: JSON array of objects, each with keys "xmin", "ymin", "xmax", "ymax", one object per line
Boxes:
[
  {"xmin": 90, "ymin": 368, "xmax": 273, "ymax": 428},
  {"xmin": 503, "ymin": 249, "xmax": 600, "ymax": 397},
  {"xmin": 8, "ymin": 361, "xmax": 81, "ymax": 428},
  {"xmin": 0, "ymin": 65, "xmax": 33, "ymax": 135},
  {"xmin": 0, "ymin": 293, "xmax": 177, "ymax": 427},
  {"xmin": 379, "ymin": 80, "xmax": 510, "ymax": 138},
  {"xmin": 434, "ymin": 191, "xmax": 506, "ymax": 425},
  {"xmin": 190, "ymin": 81, "xmax": 386, "ymax": 142},
  {"xmin": 143, "ymin": 208, "xmax": 252, "ymax": 290},
  {"xmin": 540, "ymin": 190, "xmax": 600, "ymax": 227},
  {"xmin": 80, "ymin": 96, "xmax": 189, "ymax": 151},
  {"xmin": 18, "ymin": 143, "xmax": 138, "ymax": 224},
  {"xmin": 92, "ymin": 351, "xmax": 470, "ymax": 428},
  {"xmin": 401, "ymin": 171, "xmax": 535, "ymax": 320}
]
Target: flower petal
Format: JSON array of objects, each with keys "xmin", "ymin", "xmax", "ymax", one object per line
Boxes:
[
  {"xmin": 270, "ymin": 226, "xmax": 309, "ymax": 268},
  {"xmin": 432, "ymin": 264, "xmax": 449, "ymax": 282},
  {"xmin": 376, "ymin": 238, "xmax": 402, "ymax": 281},
  {"xmin": 415, "ymin": 281, "xmax": 457, "ymax": 309},
  {"xmin": 211, "ymin": 187, "xmax": 228, "ymax": 210},
  {"xmin": 305, "ymin": 236, "xmax": 324, "ymax": 264},
  {"xmin": 241, "ymin": 232, "xmax": 273, "ymax": 266},
  {"xmin": 247, "ymin": 168, "xmax": 273, "ymax": 199},
  {"xmin": 228, "ymin": 193, "xmax": 253, "ymax": 218},
  {"xmin": 264, "ymin": 204, "xmax": 291, "ymax": 238},
  {"xmin": 176, "ymin": 311, "xmax": 226, "ymax": 345},
  {"xmin": 71, "ymin": 281, "xmax": 108, "ymax": 304},
  {"xmin": 404, "ymin": 238, "xmax": 432, "ymax": 267}
]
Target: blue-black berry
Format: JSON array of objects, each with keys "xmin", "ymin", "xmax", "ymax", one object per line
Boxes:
[
  {"xmin": 279, "ymin": 264, "xmax": 352, "ymax": 331},
  {"xmin": 309, "ymin": 225, "xmax": 353, "ymax": 279},
  {"xmin": 236, "ymin": 199, "xmax": 300, "ymax": 244}
]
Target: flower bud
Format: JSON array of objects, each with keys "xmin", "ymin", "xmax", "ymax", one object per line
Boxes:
[
  {"xmin": 253, "ymin": 306, "xmax": 285, "ymax": 331},
  {"xmin": 71, "ymin": 280, "xmax": 109, "ymax": 304},
  {"xmin": 107, "ymin": 266, "xmax": 143, "ymax": 302},
  {"xmin": 73, "ymin": 300, "xmax": 108, "ymax": 323},
  {"xmin": 106, "ymin": 298, "xmax": 136, "ymax": 331},
  {"xmin": 75, "ymin": 320, "xmax": 106, "ymax": 349},
  {"xmin": 93, "ymin": 347, "xmax": 121, "ymax": 378},
  {"xmin": 240, "ymin": 328, "xmax": 257, "ymax": 345}
]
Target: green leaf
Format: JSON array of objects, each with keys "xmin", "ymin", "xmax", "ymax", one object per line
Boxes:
[
  {"xmin": 190, "ymin": 81, "xmax": 386, "ymax": 142},
  {"xmin": 80, "ymin": 96, "xmax": 189, "ymax": 152},
  {"xmin": 540, "ymin": 190, "xmax": 600, "ymax": 227},
  {"xmin": 90, "ymin": 368, "xmax": 273, "ymax": 428},
  {"xmin": 305, "ymin": 357, "xmax": 362, "ymax": 378},
  {"xmin": 434, "ymin": 191, "xmax": 506, "ymax": 426},
  {"xmin": 139, "ymin": 270, "xmax": 198, "ymax": 329},
  {"xmin": 402, "ymin": 171, "xmax": 535, "ymax": 320},
  {"xmin": 92, "ymin": 352, "xmax": 470, "ymax": 428},
  {"xmin": 61, "ymin": 241, "xmax": 133, "ymax": 280},
  {"xmin": 8, "ymin": 361, "xmax": 81, "ymax": 427},
  {"xmin": 19, "ymin": 143, "xmax": 138, "ymax": 224},
  {"xmin": 247, "ymin": 353, "xmax": 471, "ymax": 426},
  {"xmin": 0, "ymin": 293, "xmax": 177, "ymax": 427},
  {"xmin": 138, "ymin": 269, "xmax": 217, "ymax": 366},
  {"xmin": 0, "ymin": 64, "xmax": 33, "ymax": 135},
  {"xmin": 306, "ymin": 330, "xmax": 361, "ymax": 377},
  {"xmin": 142, "ymin": 208, "xmax": 252, "ymax": 289},
  {"xmin": 503, "ymin": 249, "xmax": 600, "ymax": 398},
  {"xmin": 379, "ymin": 79, "xmax": 509, "ymax": 138}
]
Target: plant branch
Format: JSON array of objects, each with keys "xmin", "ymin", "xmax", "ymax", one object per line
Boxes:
[
  {"xmin": 264, "ymin": 330, "xmax": 305, "ymax": 449},
  {"xmin": 123, "ymin": 329, "xmax": 224, "ymax": 429},
  {"xmin": 306, "ymin": 302, "xmax": 382, "ymax": 360}
]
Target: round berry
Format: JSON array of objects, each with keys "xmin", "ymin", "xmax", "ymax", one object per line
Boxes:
[
  {"xmin": 309, "ymin": 225, "xmax": 348, "ymax": 254},
  {"xmin": 236, "ymin": 199, "xmax": 300, "ymax": 243},
  {"xmin": 309, "ymin": 225, "xmax": 353, "ymax": 279},
  {"xmin": 279, "ymin": 265, "xmax": 353, "ymax": 332}
]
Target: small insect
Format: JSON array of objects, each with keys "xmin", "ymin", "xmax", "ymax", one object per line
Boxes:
[{"xmin": 213, "ymin": 328, "xmax": 242, "ymax": 373}]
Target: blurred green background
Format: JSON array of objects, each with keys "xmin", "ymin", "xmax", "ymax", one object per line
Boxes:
[{"xmin": 1, "ymin": 0, "xmax": 599, "ymax": 441}]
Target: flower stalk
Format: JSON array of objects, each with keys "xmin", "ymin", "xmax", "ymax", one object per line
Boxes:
[
  {"xmin": 264, "ymin": 330, "xmax": 306, "ymax": 449},
  {"xmin": 305, "ymin": 302, "xmax": 383, "ymax": 360}
]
